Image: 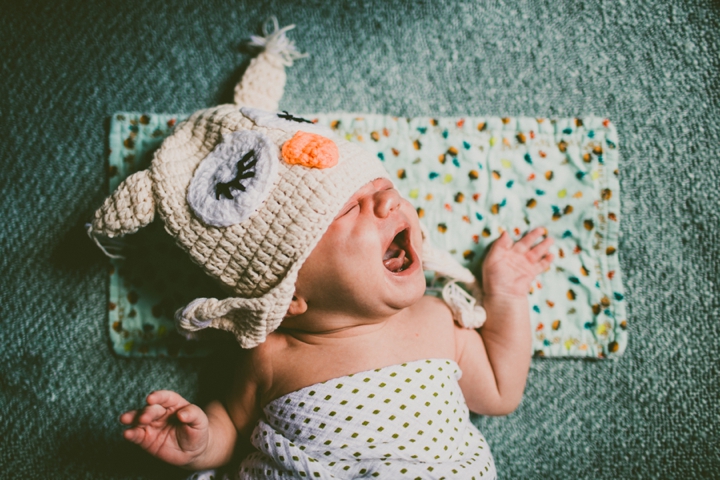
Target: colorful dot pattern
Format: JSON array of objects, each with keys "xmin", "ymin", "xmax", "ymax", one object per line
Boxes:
[
  {"xmin": 238, "ymin": 359, "xmax": 496, "ymax": 479},
  {"xmin": 107, "ymin": 112, "xmax": 626, "ymax": 359},
  {"xmin": 310, "ymin": 113, "xmax": 627, "ymax": 360}
]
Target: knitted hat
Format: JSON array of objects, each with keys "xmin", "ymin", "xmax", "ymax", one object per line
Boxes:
[{"xmin": 89, "ymin": 17, "xmax": 485, "ymax": 349}]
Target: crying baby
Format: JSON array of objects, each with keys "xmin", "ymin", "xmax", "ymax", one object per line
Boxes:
[
  {"xmin": 113, "ymin": 166, "xmax": 552, "ymax": 479},
  {"xmin": 86, "ymin": 19, "xmax": 553, "ymax": 479}
]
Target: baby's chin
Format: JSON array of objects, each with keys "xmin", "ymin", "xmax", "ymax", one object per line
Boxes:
[{"xmin": 383, "ymin": 267, "xmax": 427, "ymax": 310}]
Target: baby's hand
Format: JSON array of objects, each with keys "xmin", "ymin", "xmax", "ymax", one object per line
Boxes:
[
  {"xmin": 481, "ymin": 228, "xmax": 554, "ymax": 298},
  {"xmin": 120, "ymin": 390, "xmax": 209, "ymax": 467}
]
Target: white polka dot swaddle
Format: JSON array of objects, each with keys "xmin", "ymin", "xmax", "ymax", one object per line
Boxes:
[{"xmin": 239, "ymin": 359, "xmax": 496, "ymax": 479}]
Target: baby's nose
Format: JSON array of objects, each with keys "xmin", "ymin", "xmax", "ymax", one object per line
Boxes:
[{"xmin": 373, "ymin": 187, "xmax": 401, "ymax": 218}]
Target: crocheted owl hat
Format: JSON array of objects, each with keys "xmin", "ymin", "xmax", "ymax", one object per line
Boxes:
[{"xmin": 89, "ymin": 17, "xmax": 485, "ymax": 348}]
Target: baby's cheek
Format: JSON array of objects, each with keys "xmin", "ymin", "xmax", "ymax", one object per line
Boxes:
[
  {"xmin": 406, "ymin": 213, "xmax": 424, "ymax": 250},
  {"xmin": 403, "ymin": 199, "xmax": 419, "ymax": 218},
  {"xmin": 410, "ymin": 267, "xmax": 429, "ymax": 300}
]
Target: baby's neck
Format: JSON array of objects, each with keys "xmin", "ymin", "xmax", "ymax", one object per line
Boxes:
[
  {"xmin": 253, "ymin": 295, "xmax": 456, "ymax": 406},
  {"xmin": 278, "ymin": 308, "xmax": 409, "ymax": 343}
]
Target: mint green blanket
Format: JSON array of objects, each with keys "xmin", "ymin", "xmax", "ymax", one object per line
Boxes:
[{"xmin": 107, "ymin": 111, "xmax": 625, "ymax": 359}]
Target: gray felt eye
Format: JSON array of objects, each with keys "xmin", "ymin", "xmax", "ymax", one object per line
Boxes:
[{"xmin": 187, "ymin": 130, "xmax": 279, "ymax": 227}]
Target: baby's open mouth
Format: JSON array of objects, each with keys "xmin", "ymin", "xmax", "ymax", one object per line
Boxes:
[{"xmin": 383, "ymin": 229, "xmax": 413, "ymax": 273}]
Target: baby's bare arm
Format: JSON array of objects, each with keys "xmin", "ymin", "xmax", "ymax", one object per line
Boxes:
[
  {"xmin": 455, "ymin": 297, "xmax": 531, "ymax": 415},
  {"xmin": 185, "ymin": 399, "xmax": 238, "ymax": 469},
  {"xmin": 180, "ymin": 349, "xmax": 264, "ymax": 468},
  {"xmin": 223, "ymin": 348, "xmax": 265, "ymax": 459},
  {"xmin": 456, "ymin": 228, "xmax": 553, "ymax": 415},
  {"xmin": 120, "ymin": 348, "xmax": 263, "ymax": 470}
]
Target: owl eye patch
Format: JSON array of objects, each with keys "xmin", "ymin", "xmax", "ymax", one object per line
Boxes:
[
  {"xmin": 188, "ymin": 131, "xmax": 279, "ymax": 227},
  {"xmin": 215, "ymin": 150, "xmax": 258, "ymax": 200}
]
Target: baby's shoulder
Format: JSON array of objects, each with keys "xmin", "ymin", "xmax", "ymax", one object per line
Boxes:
[
  {"xmin": 403, "ymin": 294, "xmax": 458, "ymax": 351},
  {"xmin": 411, "ymin": 294, "xmax": 454, "ymax": 324},
  {"xmin": 235, "ymin": 333, "xmax": 290, "ymax": 391}
]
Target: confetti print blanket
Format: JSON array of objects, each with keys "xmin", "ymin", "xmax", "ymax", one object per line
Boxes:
[
  {"xmin": 237, "ymin": 359, "xmax": 496, "ymax": 479},
  {"xmin": 107, "ymin": 112, "xmax": 626, "ymax": 359}
]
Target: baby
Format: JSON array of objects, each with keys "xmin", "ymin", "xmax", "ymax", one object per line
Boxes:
[
  {"xmin": 86, "ymin": 20, "xmax": 553, "ymax": 478},
  {"xmin": 115, "ymin": 172, "xmax": 552, "ymax": 478}
]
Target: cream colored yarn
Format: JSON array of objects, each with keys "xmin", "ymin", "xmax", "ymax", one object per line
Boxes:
[
  {"xmin": 92, "ymin": 102, "xmax": 390, "ymax": 348},
  {"xmin": 234, "ymin": 17, "xmax": 308, "ymax": 111},
  {"xmin": 419, "ymin": 222, "xmax": 487, "ymax": 329},
  {"xmin": 95, "ymin": 169, "xmax": 156, "ymax": 238},
  {"xmin": 234, "ymin": 52, "xmax": 288, "ymax": 111}
]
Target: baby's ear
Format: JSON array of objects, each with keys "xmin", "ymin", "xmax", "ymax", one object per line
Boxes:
[{"xmin": 285, "ymin": 294, "xmax": 308, "ymax": 318}]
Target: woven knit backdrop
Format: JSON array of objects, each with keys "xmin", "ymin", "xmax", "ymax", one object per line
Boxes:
[{"xmin": 1, "ymin": 0, "xmax": 718, "ymax": 478}]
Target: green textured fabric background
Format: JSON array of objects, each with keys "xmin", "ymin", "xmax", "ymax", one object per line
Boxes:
[{"xmin": 1, "ymin": 0, "xmax": 718, "ymax": 478}]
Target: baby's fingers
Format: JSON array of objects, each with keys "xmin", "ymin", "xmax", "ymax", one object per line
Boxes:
[
  {"xmin": 537, "ymin": 253, "xmax": 555, "ymax": 272},
  {"xmin": 489, "ymin": 231, "xmax": 513, "ymax": 252},
  {"xmin": 515, "ymin": 227, "xmax": 547, "ymax": 252},
  {"xmin": 146, "ymin": 390, "xmax": 190, "ymax": 410},
  {"xmin": 527, "ymin": 236, "xmax": 554, "ymax": 263},
  {"xmin": 176, "ymin": 404, "xmax": 207, "ymax": 429},
  {"xmin": 123, "ymin": 426, "xmax": 146, "ymax": 444},
  {"xmin": 137, "ymin": 403, "xmax": 169, "ymax": 425},
  {"xmin": 119, "ymin": 410, "xmax": 138, "ymax": 425}
]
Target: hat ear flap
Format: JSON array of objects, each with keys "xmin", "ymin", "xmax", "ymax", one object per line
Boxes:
[
  {"xmin": 419, "ymin": 220, "xmax": 476, "ymax": 284},
  {"xmin": 91, "ymin": 169, "xmax": 156, "ymax": 239},
  {"xmin": 419, "ymin": 221, "xmax": 487, "ymax": 329},
  {"xmin": 175, "ymin": 289, "xmax": 292, "ymax": 349}
]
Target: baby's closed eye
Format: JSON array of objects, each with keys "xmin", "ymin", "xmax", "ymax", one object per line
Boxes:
[{"xmin": 336, "ymin": 203, "xmax": 359, "ymax": 218}]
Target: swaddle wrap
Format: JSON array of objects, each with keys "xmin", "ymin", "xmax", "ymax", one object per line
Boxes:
[{"xmin": 239, "ymin": 359, "xmax": 496, "ymax": 479}]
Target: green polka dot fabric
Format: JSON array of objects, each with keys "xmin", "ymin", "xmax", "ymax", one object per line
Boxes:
[
  {"xmin": 238, "ymin": 359, "xmax": 495, "ymax": 479},
  {"xmin": 107, "ymin": 112, "xmax": 626, "ymax": 359}
]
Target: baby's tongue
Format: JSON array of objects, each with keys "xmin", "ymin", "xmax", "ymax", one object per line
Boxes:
[{"xmin": 383, "ymin": 249, "xmax": 405, "ymax": 272}]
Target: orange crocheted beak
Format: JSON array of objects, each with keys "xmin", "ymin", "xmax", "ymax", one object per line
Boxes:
[{"xmin": 281, "ymin": 131, "xmax": 339, "ymax": 169}]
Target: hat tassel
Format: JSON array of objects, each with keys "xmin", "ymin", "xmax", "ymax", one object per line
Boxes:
[
  {"xmin": 234, "ymin": 16, "xmax": 309, "ymax": 110},
  {"xmin": 247, "ymin": 16, "xmax": 309, "ymax": 67}
]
